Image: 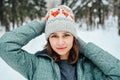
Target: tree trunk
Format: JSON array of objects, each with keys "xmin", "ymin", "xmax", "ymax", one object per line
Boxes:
[
  {"xmin": 98, "ymin": 8, "xmax": 101, "ymax": 24},
  {"xmin": 118, "ymin": 15, "xmax": 120, "ymax": 35},
  {"xmin": 89, "ymin": 7, "xmax": 93, "ymax": 30},
  {"xmin": 0, "ymin": 0, "xmax": 4, "ymax": 25},
  {"xmin": 118, "ymin": 0, "xmax": 120, "ymax": 35},
  {"xmin": 11, "ymin": 0, "xmax": 15, "ymax": 29},
  {"xmin": 61, "ymin": 0, "xmax": 68, "ymax": 5},
  {"xmin": 61, "ymin": 0, "xmax": 65, "ymax": 5},
  {"xmin": 5, "ymin": 24, "xmax": 10, "ymax": 31}
]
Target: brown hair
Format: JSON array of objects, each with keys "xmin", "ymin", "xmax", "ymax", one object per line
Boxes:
[{"xmin": 45, "ymin": 37, "xmax": 79, "ymax": 64}]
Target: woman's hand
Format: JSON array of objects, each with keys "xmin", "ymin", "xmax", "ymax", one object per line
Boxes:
[{"xmin": 76, "ymin": 36, "xmax": 87, "ymax": 53}]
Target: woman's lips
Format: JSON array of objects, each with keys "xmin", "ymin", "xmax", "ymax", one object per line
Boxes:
[{"xmin": 56, "ymin": 47, "xmax": 67, "ymax": 50}]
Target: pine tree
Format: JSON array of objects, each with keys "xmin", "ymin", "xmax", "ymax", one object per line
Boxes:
[
  {"xmin": 118, "ymin": 0, "xmax": 120, "ymax": 35},
  {"xmin": 60, "ymin": 0, "xmax": 109, "ymax": 30},
  {"xmin": 0, "ymin": 0, "xmax": 11, "ymax": 31},
  {"xmin": 33, "ymin": 0, "xmax": 47, "ymax": 19},
  {"xmin": 0, "ymin": 0, "xmax": 4, "ymax": 25},
  {"xmin": 0, "ymin": 0, "xmax": 47, "ymax": 31}
]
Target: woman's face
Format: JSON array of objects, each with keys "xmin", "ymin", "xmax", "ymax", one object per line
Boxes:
[{"xmin": 49, "ymin": 31, "xmax": 74, "ymax": 60}]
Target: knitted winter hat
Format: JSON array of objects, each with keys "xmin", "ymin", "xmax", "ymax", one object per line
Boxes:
[{"xmin": 45, "ymin": 5, "xmax": 77, "ymax": 39}]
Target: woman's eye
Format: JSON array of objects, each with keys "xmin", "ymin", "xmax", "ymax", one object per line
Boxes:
[
  {"xmin": 64, "ymin": 34, "xmax": 70, "ymax": 37},
  {"xmin": 51, "ymin": 35, "xmax": 58, "ymax": 38}
]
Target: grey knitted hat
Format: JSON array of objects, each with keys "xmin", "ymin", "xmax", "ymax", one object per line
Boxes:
[{"xmin": 45, "ymin": 5, "xmax": 77, "ymax": 39}]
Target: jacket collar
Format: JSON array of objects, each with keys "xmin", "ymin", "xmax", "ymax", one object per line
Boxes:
[
  {"xmin": 35, "ymin": 49, "xmax": 53, "ymax": 60},
  {"xmin": 35, "ymin": 49, "xmax": 85, "ymax": 62}
]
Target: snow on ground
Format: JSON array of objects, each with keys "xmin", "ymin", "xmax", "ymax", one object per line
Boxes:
[
  {"xmin": 0, "ymin": 15, "xmax": 120, "ymax": 80},
  {"xmin": 77, "ymin": 27, "xmax": 120, "ymax": 59}
]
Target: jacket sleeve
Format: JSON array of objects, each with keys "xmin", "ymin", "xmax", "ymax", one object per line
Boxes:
[
  {"xmin": 0, "ymin": 20, "xmax": 45, "ymax": 79},
  {"xmin": 83, "ymin": 42, "xmax": 120, "ymax": 79}
]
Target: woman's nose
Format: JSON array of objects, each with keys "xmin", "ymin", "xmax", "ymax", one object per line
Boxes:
[{"xmin": 57, "ymin": 37, "xmax": 65, "ymax": 46}]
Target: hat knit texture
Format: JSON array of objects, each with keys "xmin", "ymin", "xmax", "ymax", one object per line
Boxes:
[{"xmin": 45, "ymin": 5, "xmax": 77, "ymax": 39}]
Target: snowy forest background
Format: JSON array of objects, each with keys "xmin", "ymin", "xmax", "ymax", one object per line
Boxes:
[
  {"xmin": 0, "ymin": 0, "xmax": 120, "ymax": 34},
  {"xmin": 0, "ymin": 0, "xmax": 120, "ymax": 80}
]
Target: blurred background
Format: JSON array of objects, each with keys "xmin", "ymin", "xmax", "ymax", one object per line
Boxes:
[
  {"xmin": 0, "ymin": 0, "xmax": 120, "ymax": 80},
  {"xmin": 0, "ymin": 0, "xmax": 120, "ymax": 34}
]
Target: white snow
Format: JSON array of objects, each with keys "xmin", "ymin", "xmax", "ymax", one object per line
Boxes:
[
  {"xmin": 102, "ymin": 0, "xmax": 109, "ymax": 5},
  {"xmin": 0, "ymin": 15, "xmax": 120, "ymax": 80}
]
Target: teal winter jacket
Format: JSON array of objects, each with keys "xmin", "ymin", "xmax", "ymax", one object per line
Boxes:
[{"xmin": 0, "ymin": 20, "xmax": 120, "ymax": 80}]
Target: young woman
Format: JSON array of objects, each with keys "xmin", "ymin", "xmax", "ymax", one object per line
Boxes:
[{"xmin": 0, "ymin": 5, "xmax": 120, "ymax": 80}]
